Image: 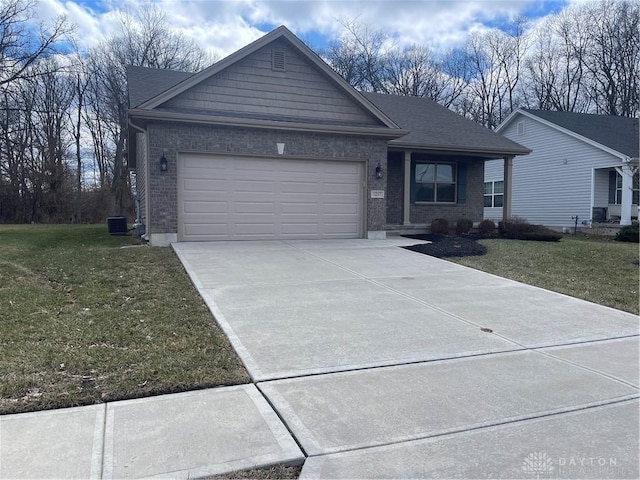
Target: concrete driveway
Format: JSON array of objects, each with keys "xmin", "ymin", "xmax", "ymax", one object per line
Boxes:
[{"xmin": 174, "ymin": 239, "xmax": 639, "ymax": 478}]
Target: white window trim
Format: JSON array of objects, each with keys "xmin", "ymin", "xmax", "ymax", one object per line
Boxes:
[
  {"xmin": 484, "ymin": 180, "xmax": 504, "ymax": 208},
  {"xmin": 613, "ymin": 171, "xmax": 640, "ymax": 205}
]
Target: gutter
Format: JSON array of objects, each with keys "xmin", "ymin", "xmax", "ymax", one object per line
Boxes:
[
  {"xmin": 128, "ymin": 118, "xmax": 146, "ymax": 134},
  {"xmin": 389, "ymin": 142, "xmax": 531, "ymax": 157}
]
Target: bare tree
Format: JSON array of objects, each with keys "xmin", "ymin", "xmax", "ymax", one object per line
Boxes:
[
  {"xmin": 0, "ymin": 0, "xmax": 70, "ymax": 87},
  {"xmin": 323, "ymin": 19, "xmax": 390, "ymax": 92},
  {"xmin": 582, "ymin": 0, "xmax": 639, "ymax": 116},
  {"xmin": 461, "ymin": 23, "xmax": 527, "ymax": 128},
  {"xmin": 68, "ymin": 49, "xmax": 90, "ymax": 223},
  {"xmin": 84, "ymin": 4, "xmax": 211, "ymax": 215},
  {"xmin": 521, "ymin": 16, "xmax": 591, "ymax": 112}
]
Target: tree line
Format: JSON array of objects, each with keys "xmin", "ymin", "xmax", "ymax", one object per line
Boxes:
[
  {"xmin": 0, "ymin": 1, "xmax": 209, "ymax": 223},
  {"xmin": 324, "ymin": 0, "xmax": 639, "ymax": 128},
  {"xmin": 0, "ymin": 0, "xmax": 638, "ymax": 224}
]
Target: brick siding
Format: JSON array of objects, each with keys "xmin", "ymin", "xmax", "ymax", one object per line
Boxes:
[{"xmin": 145, "ymin": 121, "xmax": 389, "ymax": 235}]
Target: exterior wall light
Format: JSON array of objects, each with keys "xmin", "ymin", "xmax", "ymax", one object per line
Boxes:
[
  {"xmin": 375, "ymin": 162, "xmax": 383, "ymax": 179},
  {"xmin": 159, "ymin": 152, "xmax": 168, "ymax": 172}
]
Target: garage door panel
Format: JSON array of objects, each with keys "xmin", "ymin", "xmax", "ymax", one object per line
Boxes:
[
  {"xmin": 281, "ymin": 224, "xmax": 320, "ymax": 235},
  {"xmin": 281, "ymin": 202, "xmax": 317, "ymax": 214},
  {"xmin": 184, "ymin": 223, "xmax": 229, "ymax": 236},
  {"xmin": 234, "ymin": 223, "xmax": 276, "ymax": 236},
  {"xmin": 281, "ymin": 181, "xmax": 319, "ymax": 193},
  {"xmin": 179, "ymin": 154, "xmax": 363, "ymax": 241},
  {"xmin": 323, "ymin": 203, "xmax": 359, "ymax": 214},
  {"xmin": 183, "ymin": 178, "xmax": 228, "ymax": 192},
  {"xmin": 233, "ymin": 180, "xmax": 277, "ymax": 193},
  {"xmin": 183, "ymin": 201, "xmax": 228, "ymax": 214},
  {"xmin": 233, "ymin": 202, "xmax": 276, "ymax": 214}
]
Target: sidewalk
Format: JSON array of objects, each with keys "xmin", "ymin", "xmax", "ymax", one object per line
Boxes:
[{"xmin": 0, "ymin": 385, "xmax": 303, "ymax": 479}]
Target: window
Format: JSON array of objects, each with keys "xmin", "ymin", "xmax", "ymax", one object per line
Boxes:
[
  {"xmin": 484, "ymin": 181, "xmax": 504, "ymax": 207},
  {"xmin": 614, "ymin": 172, "xmax": 640, "ymax": 205},
  {"xmin": 414, "ymin": 162, "xmax": 456, "ymax": 203}
]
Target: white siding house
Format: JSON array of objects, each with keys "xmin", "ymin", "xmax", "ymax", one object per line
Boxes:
[{"xmin": 485, "ymin": 109, "xmax": 639, "ymax": 228}]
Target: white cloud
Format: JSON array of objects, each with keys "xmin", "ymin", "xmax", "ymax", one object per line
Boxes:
[{"xmin": 33, "ymin": 0, "xmax": 566, "ymax": 59}]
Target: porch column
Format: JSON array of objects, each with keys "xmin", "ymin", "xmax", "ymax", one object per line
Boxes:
[
  {"xmin": 403, "ymin": 151, "xmax": 411, "ymax": 225},
  {"xmin": 503, "ymin": 156, "xmax": 514, "ymax": 222},
  {"xmin": 619, "ymin": 163, "xmax": 633, "ymax": 226}
]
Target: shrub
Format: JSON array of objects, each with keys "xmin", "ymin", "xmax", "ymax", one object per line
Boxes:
[
  {"xmin": 498, "ymin": 217, "xmax": 529, "ymax": 235},
  {"xmin": 615, "ymin": 223, "xmax": 639, "ymax": 243},
  {"xmin": 499, "ymin": 218, "xmax": 562, "ymax": 242},
  {"xmin": 455, "ymin": 218, "xmax": 473, "ymax": 234},
  {"xmin": 430, "ymin": 218, "xmax": 449, "ymax": 234},
  {"xmin": 478, "ymin": 219, "xmax": 496, "ymax": 235}
]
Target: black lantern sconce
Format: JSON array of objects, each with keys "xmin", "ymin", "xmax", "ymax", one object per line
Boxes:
[
  {"xmin": 159, "ymin": 152, "xmax": 168, "ymax": 172},
  {"xmin": 375, "ymin": 162, "xmax": 383, "ymax": 179}
]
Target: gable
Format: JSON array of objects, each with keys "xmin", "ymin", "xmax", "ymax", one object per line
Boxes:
[
  {"xmin": 159, "ymin": 38, "xmax": 382, "ymax": 127},
  {"xmin": 524, "ymin": 109, "xmax": 639, "ymax": 158},
  {"xmin": 499, "ymin": 110, "xmax": 638, "ymax": 160},
  {"xmin": 502, "ymin": 113, "xmax": 623, "ymax": 169}
]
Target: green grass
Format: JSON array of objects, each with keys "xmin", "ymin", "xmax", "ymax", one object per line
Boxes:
[
  {"xmin": 450, "ymin": 235, "xmax": 639, "ymax": 315},
  {"xmin": 0, "ymin": 224, "xmax": 249, "ymax": 414}
]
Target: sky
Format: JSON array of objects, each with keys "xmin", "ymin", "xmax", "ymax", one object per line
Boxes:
[{"xmin": 35, "ymin": 0, "xmax": 576, "ymax": 60}]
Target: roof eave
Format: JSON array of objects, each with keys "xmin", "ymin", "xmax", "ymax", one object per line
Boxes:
[
  {"xmin": 388, "ymin": 140, "xmax": 531, "ymax": 157},
  {"xmin": 511, "ymin": 110, "xmax": 631, "ymax": 160},
  {"xmin": 128, "ymin": 108, "xmax": 409, "ymax": 139}
]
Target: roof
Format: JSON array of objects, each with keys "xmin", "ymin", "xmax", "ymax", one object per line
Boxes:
[
  {"xmin": 127, "ymin": 65, "xmax": 193, "ymax": 109},
  {"xmin": 127, "ymin": 26, "xmax": 529, "ymax": 157},
  {"xmin": 520, "ymin": 109, "xmax": 639, "ymax": 158},
  {"xmin": 362, "ymin": 92, "xmax": 530, "ymax": 157}
]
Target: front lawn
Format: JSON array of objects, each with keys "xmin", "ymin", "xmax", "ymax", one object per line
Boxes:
[
  {"xmin": 0, "ymin": 224, "xmax": 249, "ymax": 414},
  {"xmin": 449, "ymin": 235, "xmax": 639, "ymax": 315}
]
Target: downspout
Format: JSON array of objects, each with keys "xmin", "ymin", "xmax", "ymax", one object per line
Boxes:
[{"xmin": 128, "ymin": 119, "xmax": 146, "ymax": 236}]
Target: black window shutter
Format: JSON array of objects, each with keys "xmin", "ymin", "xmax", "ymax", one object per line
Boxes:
[
  {"xmin": 458, "ymin": 163, "xmax": 467, "ymax": 204},
  {"xmin": 608, "ymin": 170, "xmax": 617, "ymax": 204}
]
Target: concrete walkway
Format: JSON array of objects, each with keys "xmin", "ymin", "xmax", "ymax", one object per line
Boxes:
[
  {"xmin": 2, "ymin": 239, "xmax": 638, "ymax": 479},
  {"xmin": 0, "ymin": 385, "xmax": 304, "ymax": 479}
]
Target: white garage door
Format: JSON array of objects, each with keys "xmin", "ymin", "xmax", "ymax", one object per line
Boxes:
[{"xmin": 178, "ymin": 154, "xmax": 364, "ymax": 241}]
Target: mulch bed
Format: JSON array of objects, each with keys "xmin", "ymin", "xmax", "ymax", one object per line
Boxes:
[{"xmin": 402, "ymin": 233, "xmax": 489, "ymax": 258}]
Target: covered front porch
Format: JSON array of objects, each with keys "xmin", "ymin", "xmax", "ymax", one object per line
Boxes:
[
  {"xmin": 384, "ymin": 149, "xmax": 516, "ymax": 232},
  {"xmin": 592, "ymin": 164, "xmax": 639, "ymax": 225}
]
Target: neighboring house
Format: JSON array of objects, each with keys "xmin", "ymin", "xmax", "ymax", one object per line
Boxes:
[
  {"xmin": 127, "ymin": 26, "xmax": 528, "ymax": 246},
  {"xmin": 485, "ymin": 109, "xmax": 640, "ymax": 228}
]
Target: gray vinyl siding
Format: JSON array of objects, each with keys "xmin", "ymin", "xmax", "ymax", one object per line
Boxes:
[
  {"xmin": 483, "ymin": 159, "xmax": 503, "ymax": 221},
  {"xmin": 492, "ymin": 116, "xmax": 623, "ymax": 228},
  {"xmin": 593, "ymin": 169, "xmax": 610, "ymax": 208},
  {"xmin": 161, "ymin": 39, "xmax": 379, "ymax": 126}
]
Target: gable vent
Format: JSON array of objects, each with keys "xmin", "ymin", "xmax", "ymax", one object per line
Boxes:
[
  {"xmin": 517, "ymin": 120, "xmax": 525, "ymax": 136},
  {"xmin": 272, "ymin": 50, "xmax": 286, "ymax": 71}
]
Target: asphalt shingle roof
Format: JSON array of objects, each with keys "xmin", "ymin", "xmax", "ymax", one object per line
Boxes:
[
  {"xmin": 523, "ymin": 109, "xmax": 639, "ymax": 158},
  {"xmin": 127, "ymin": 65, "xmax": 193, "ymax": 109},
  {"xmin": 362, "ymin": 92, "xmax": 530, "ymax": 156},
  {"xmin": 127, "ymin": 66, "xmax": 529, "ymax": 156}
]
